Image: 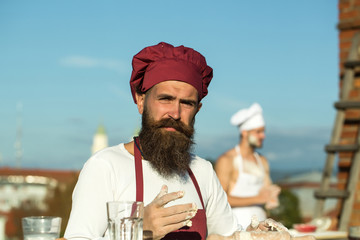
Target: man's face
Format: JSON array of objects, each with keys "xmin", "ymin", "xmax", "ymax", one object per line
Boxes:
[
  {"xmin": 136, "ymin": 80, "xmax": 202, "ymax": 128},
  {"xmin": 246, "ymin": 127, "xmax": 266, "ymax": 149},
  {"xmin": 136, "ymin": 80, "xmax": 202, "ymax": 178}
]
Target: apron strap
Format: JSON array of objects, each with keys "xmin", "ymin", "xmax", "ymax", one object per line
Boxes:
[
  {"xmin": 134, "ymin": 137, "xmax": 144, "ymax": 202},
  {"xmin": 187, "ymin": 168, "xmax": 205, "ymax": 209}
]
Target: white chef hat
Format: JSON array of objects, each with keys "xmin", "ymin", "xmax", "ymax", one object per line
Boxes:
[{"xmin": 230, "ymin": 103, "xmax": 265, "ymax": 132}]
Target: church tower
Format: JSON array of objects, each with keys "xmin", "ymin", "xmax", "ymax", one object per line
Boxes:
[{"xmin": 91, "ymin": 123, "xmax": 108, "ymax": 155}]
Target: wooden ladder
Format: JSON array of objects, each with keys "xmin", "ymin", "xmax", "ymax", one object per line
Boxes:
[{"xmin": 314, "ymin": 31, "xmax": 360, "ymax": 231}]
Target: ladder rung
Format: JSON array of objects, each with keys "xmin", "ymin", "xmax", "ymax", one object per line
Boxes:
[
  {"xmin": 344, "ymin": 118, "xmax": 360, "ymax": 124},
  {"xmin": 325, "ymin": 144, "xmax": 359, "ymax": 152},
  {"xmin": 344, "ymin": 60, "xmax": 360, "ymax": 68},
  {"xmin": 334, "ymin": 101, "xmax": 360, "ymax": 109},
  {"xmin": 314, "ymin": 189, "xmax": 349, "ymax": 199}
]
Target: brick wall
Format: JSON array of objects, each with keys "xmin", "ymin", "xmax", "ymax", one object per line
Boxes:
[{"xmin": 338, "ymin": 0, "xmax": 360, "ymax": 227}]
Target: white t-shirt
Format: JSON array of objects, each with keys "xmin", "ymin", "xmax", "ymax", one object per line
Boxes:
[{"xmin": 64, "ymin": 143, "xmax": 238, "ymax": 240}]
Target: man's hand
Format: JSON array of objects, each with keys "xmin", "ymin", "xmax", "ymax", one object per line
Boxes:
[
  {"xmin": 265, "ymin": 185, "xmax": 281, "ymax": 210},
  {"xmin": 258, "ymin": 185, "xmax": 281, "ymax": 209},
  {"xmin": 143, "ymin": 185, "xmax": 198, "ymax": 240},
  {"xmin": 206, "ymin": 217, "xmax": 315, "ymax": 240},
  {"xmin": 246, "ymin": 217, "xmax": 288, "ymax": 232}
]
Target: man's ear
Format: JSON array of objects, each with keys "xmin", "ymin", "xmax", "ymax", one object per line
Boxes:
[
  {"xmin": 241, "ymin": 130, "xmax": 248, "ymax": 138},
  {"xmin": 135, "ymin": 92, "xmax": 145, "ymax": 114}
]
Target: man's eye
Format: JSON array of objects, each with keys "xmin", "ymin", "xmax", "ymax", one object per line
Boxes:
[
  {"xmin": 159, "ymin": 97, "xmax": 170, "ymax": 101},
  {"xmin": 182, "ymin": 102, "xmax": 195, "ymax": 107},
  {"xmin": 159, "ymin": 98, "xmax": 172, "ymax": 103}
]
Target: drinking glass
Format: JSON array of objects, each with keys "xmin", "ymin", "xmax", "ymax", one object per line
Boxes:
[
  {"xmin": 349, "ymin": 226, "xmax": 360, "ymax": 240},
  {"xmin": 107, "ymin": 201, "xmax": 144, "ymax": 240},
  {"xmin": 22, "ymin": 216, "xmax": 62, "ymax": 240}
]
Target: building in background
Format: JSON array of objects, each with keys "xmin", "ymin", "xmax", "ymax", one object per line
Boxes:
[
  {"xmin": 0, "ymin": 168, "xmax": 79, "ymax": 239},
  {"xmin": 0, "ymin": 123, "xmax": 108, "ymax": 239},
  {"xmin": 91, "ymin": 123, "xmax": 108, "ymax": 155}
]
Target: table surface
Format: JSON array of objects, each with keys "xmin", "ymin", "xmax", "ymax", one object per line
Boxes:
[{"xmin": 290, "ymin": 230, "xmax": 348, "ymax": 240}]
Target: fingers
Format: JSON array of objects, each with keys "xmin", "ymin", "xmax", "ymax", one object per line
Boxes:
[
  {"xmin": 270, "ymin": 184, "xmax": 281, "ymax": 194},
  {"xmin": 249, "ymin": 218, "xmax": 289, "ymax": 232},
  {"xmin": 162, "ymin": 202, "xmax": 197, "ymax": 216},
  {"xmin": 144, "ymin": 185, "xmax": 199, "ymax": 239},
  {"xmin": 154, "ymin": 185, "xmax": 168, "ymax": 200},
  {"xmin": 257, "ymin": 222, "xmax": 272, "ymax": 231},
  {"xmin": 152, "ymin": 185, "xmax": 186, "ymax": 208},
  {"xmin": 145, "ymin": 210, "xmax": 197, "ymax": 239},
  {"xmin": 158, "ymin": 191, "xmax": 185, "ymax": 207},
  {"xmin": 263, "ymin": 218, "xmax": 288, "ymax": 232},
  {"xmin": 161, "ymin": 206, "xmax": 197, "ymax": 225},
  {"xmin": 265, "ymin": 201, "xmax": 279, "ymax": 210},
  {"xmin": 246, "ymin": 215, "xmax": 259, "ymax": 231}
]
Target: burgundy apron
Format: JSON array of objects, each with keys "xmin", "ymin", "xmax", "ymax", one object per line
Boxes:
[{"xmin": 134, "ymin": 137, "xmax": 207, "ymax": 240}]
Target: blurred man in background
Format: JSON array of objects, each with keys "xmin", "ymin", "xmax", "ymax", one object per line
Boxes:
[{"xmin": 215, "ymin": 103, "xmax": 281, "ymax": 228}]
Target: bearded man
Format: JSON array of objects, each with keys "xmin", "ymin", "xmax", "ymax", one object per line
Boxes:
[
  {"xmin": 215, "ymin": 103, "xmax": 281, "ymax": 229},
  {"xmin": 64, "ymin": 43, "xmax": 312, "ymax": 240},
  {"xmin": 64, "ymin": 42, "xmax": 241, "ymax": 240}
]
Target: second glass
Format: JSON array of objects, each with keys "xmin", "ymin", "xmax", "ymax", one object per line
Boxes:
[
  {"xmin": 107, "ymin": 201, "xmax": 144, "ymax": 240},
  {"xmin": 22, "ymin": 216, "xmax": 62, "ymax": 240}
]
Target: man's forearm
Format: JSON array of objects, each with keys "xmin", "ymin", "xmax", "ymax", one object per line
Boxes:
[{"xmin": 227, "ymin": 195, "xmax": 265, "ymax": 207}]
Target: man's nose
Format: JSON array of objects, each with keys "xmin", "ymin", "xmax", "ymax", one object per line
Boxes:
[{"xmin": 168, "ymin": 103, "xmax": 181, "ymax": 120}]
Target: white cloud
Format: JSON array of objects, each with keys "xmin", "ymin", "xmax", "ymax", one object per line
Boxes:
[{"xmin": 59, "ymin": 56, "xmax": 128, "ymax": 74}]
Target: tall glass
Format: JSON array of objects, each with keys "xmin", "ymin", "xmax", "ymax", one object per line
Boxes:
[
  {"xmin": 22, "ymin": 216, "xmax": 62, "ymax": 240},
  {"xmin": 107, "ymin": 201, "xmax": 144, "ymax": 240}
]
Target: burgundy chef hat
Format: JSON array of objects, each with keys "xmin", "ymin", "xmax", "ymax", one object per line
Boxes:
[{"xmin": 130, "ymin": 42, "xmax": 213, "ymax": 103}]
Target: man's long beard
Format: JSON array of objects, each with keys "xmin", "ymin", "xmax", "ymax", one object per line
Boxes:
[{"xmin": 138, "ymin": 109, "xmax": 195, "ymax": 179}]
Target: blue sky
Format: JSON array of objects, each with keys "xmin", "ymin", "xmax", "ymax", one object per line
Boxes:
[{"xmin": 0, "ymin": 1, "xmax": 338, "ymax": 175}]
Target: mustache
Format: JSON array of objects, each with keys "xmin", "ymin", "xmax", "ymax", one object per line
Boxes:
[{"xmin": 152, "ymin": 118, "xmax": 194, "ymax": 138}]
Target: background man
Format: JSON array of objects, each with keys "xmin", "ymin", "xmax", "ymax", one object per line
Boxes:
[
  {"xmin": 64, "ymin": 42, "xmax": 239, "ymax": 240},
  {"xmin": 215, "ymin": 103, "xmax": 281, "ymax": 228}
]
